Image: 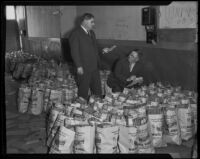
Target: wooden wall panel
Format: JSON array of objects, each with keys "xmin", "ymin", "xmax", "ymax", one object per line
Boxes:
[
  {"xmin": 22, "ymin": 37, "xmax": 62, "ymax": 62},
  {"xmin": 158, "ymin": 29, "xmax": 196, "ymax": 42}
]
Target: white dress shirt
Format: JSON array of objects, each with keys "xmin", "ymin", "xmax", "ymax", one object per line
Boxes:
[
  {"xmin": 81, "ymin": 25, "xmax": 89, "ymax": 34},
  {"xmin": 130, "ymin": 63, "xmax": 135, "ymax": 72}
]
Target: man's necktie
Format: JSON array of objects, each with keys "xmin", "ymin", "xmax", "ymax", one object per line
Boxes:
[{"xmin": 88, "ymin": 31, "xmax": 91, "ymax": 37}]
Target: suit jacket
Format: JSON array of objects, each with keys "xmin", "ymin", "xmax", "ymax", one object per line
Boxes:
[
  {"xmin": 69, "ymin": 26, "xmax": 100, "ymax": 72},
  {"xmin": 108, "ymin": 57, "xmax": 143, "ymax": 88}
]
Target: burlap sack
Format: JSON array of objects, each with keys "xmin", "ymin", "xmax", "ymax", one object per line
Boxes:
[
  {"xmin": 18, "ymin": 86, "xmax": 32, "ymax": 113},
  {"xmin": 29, "ymin": 88, "xmax": 44, "ymax": 115},
  {"xmin": 148, "ymin": 107, "xmax": 167, "ymax": 147},
  {"xmin": 163, "ymin": 106, "xmax": 182, "ymax": 145},
  {"xmin": 96, "ymin": 125, "xmax": 119, "ymax": 154},
  {"xmin": 177, "ymin": 100, "xmax": 193, "ymax": 141},
  {"xmin": 74, "ymin": 125, "xmax": 95, "ymax": 153},
  {"xmin": 137, "ymin": 117, "xmax": 155, "ymax": 153},
  {"xmin": 47, "ymin": 114, "xmax": 67, "ymax": 147},
  {"xmin": 118, "ymin": 125, "xmax": 138, "ymax": 153},
  {"xmin": 49, "ymin": 126, "xmax": 75, "ymax": 153}
]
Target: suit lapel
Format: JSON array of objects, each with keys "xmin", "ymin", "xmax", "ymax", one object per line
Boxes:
[
  {"xmin": 124, "ymin": 58, "xmax": 130, "ymax": 73},
  {"xmin": 79, "ymin": 27, "xmax": 92, "ymax": 39}
]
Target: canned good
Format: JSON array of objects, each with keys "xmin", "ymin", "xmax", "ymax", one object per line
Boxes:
[
  {"xmin": 96, "ymin": 101, "xmax": 104, "ymax": 109},
  {"xmin": 118, "ymin": 94, "xmax": 127, "ymax": 102},
  {"xmin": 105, "ymin": 95, "xmax": 113, "ymax": 103},
  {"xmin": 112, "ymin": 92, "xmax": 120, "ymax": 99}
]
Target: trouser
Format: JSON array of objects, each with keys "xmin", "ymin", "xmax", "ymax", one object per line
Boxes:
[
  {"xmin": 76, "ymin": 69, "xmax": 102, "ymax": 100},
  {"xmin": 107, "ymin": 76, "xmax": 125, "ymax": 93},
  {"xmin": 107, "ymin": 75, "xmax": 139, "ymax": 93}
]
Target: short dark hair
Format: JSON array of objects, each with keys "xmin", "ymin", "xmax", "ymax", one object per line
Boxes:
[
  {"xmin": 127, "ymin": 49, "xmax": 140, "ymax": 57},
  {"xmin": 81, "ymin": 13, "xmax": 94, "ymax": 23}
]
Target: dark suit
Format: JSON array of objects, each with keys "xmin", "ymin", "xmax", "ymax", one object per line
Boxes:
[
  {"xmin": 69, "ymin": 26, "xmax": 102, "ymax": 100},
  {"xmin": 107, "ymin": 58, "xmax": 142, "ymax": 92}
]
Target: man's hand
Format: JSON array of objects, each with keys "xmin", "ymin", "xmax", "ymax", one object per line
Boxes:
[
  {"xmin": 136, "ymin": 77, "xmax": 143, "ymax": 84},
  {"xmin": 126, "ymin": 76, "xmax": 143, "ymax": 87},
  {"xmin": 126, "ymin": 79, "xmax": 138, "ymax": 87},
  {"xmin": 102, "ymin": 45, "xmax": 117, "ymax": 54},
  {"xmin": 102, "ymin": 48, "xmax": 110, "ymax": 54},
  {"xmin": 77, "ymin": 67, "xmax": 84, "ymax": 75},
  {"xmin": 126, "ymin": 75, "xmax": 136, "ymax": 81}
]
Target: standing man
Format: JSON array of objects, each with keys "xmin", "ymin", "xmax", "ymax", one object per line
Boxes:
[{"xmin": 69, "ymin": 13, "xmax": 102, "ymax": 101}]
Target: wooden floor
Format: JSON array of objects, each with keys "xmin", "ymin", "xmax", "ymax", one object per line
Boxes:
[{"xmin": 5, "ymin": 74, "xmax": 194, "ymax": 156}]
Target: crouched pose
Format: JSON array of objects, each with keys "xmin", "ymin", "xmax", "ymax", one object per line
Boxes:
[{"xmin": 107, "ymin": 50, "xmax": 143, "ymax": 93}]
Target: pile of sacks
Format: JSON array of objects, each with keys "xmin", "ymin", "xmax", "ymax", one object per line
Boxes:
[
  {"xmin": 45, "ymin": 82, "xmax": 197, "ymax": 154},
  {"xmin": 17, "ymin": 67, "xmax": 111, "ymax": 115},
  {"xmin": 17, "ymin": 75, "xmax": 78, "ymax": 115},
  {"xmin": 28, "ymin": 59, "xmax": 72, "ymax": 82},
  {"xmin": 5, "ymin": 50, "xmax": 72, "ymax": 81},
  {"xmin": 46, "ymin": 98, "xmax": 152, "ymax": 154},
  {"xmin": 5, "ymin": 50, "xmax": 39, "ymax": 79}
]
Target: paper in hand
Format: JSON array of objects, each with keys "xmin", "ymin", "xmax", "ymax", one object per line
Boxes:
[{"xmin": 103, "ymin": 45, "xmax": 117, "ymax": 54}]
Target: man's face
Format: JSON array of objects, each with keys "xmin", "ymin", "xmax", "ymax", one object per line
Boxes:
[
  {"xmin": 128, "ymin": 51, "xmax": 139, "ymax": 63},
  {"xmin": 84, "ymin": 18, "xmax": 95, "ymax": 30}
]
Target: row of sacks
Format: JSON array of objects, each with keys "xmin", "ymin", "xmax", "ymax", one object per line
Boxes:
[
  {"xmin": 17, "ymin": 68, "xmax": 112, "ymax": 115},
  {"xmin": 5, "ymin": 50, "xmax": 73, "ymax": 80},
  {"xmin": 17, "ymin": 77, "xmax": 78, "ymax": 115},
  {"xmin": 12, "ymin": 59, "xmax": 71, "ymax": 80},
  {"xmin": 5, "ymin": 50, "xmax": 38, "ymax": 77},
  {"xmin": 45, "ymin": 83, "xmax": 197, "ymax": 153},
  {"xmin": 46, "ymin": 101, "xmax": 155, "ymax": 154}
]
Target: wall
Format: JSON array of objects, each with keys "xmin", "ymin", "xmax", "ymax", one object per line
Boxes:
[
  {"xmin": 60, "ymin": 6, "xmax": 77, "ymax": 38},
  {"xmin": 158, "ymin": 2, "xmax": 197, "ymax": 29},
  {"xmin": 26, "ymin": 6, "xmax": 60, "ymax": 37},
  {"xmin": 6, "ymin": 20, "xmax": 20, "ymax": 51},
  {"xmin": 60, "ymin": 6, "xmax": 77, "ymax": 62},
  {"xmin": 23, "ymin": 6, "xmax": 76, "ymax": 62},
  {"xmin": 76, "ymin": 6, "xmax": 147, "ymax": 40}
]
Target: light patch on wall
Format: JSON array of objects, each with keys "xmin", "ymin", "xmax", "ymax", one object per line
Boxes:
[
  {"xmin": 6, "ymin": 6, "xmax": 16, "ymax": 20},
  {"xmin": 159, "ymin": 2, "xmax": 197, "ymax": 28}
]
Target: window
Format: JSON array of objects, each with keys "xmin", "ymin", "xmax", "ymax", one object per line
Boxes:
[{"xmin": 6, "ymin": 6, "xmax": 16, "ymax": 20}]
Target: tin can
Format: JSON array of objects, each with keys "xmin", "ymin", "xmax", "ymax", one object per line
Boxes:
[
  {"xmin": 118, "ymin": 95, "xmax": 127, "ymax": 102},
  {"xmin": 105, "ymin": 95, "xmax": 113, "ymax": 103}
]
